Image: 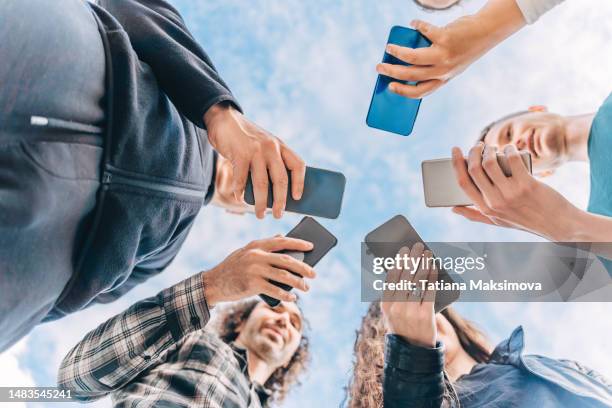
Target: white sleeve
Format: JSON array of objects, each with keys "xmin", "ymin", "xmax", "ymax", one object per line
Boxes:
[{"xmin": 514, "ymin": 0, "xmax": 566, "ymax": 24}]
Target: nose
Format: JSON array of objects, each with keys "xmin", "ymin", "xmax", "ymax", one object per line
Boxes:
[{"xmin": 274, "ymin": 311, "xmax": 290, "ymax": 329}]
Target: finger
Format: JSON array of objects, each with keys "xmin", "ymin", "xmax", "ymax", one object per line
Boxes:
[
  {"xmin": 281, "ymin": 147, "xmax": 305, "ymax": 200},
  {"xmin": 232, "ymin": 159, "xmax": 249, "ymax": 202},
  {"xmin": 388, "ymin": 79, "xmax": 444, "ymax": 99},
  {"xmin": 263, "ymin": 267, "xmax": 308, "ymax": 292},
  {"xmin": 408, "ymin": 248, "xmax": 430, "ymax": 302},
  {"xmin": 504, "ymin": 144, "xmax": 530, "ymax": 181},
  {"xmin": 407, "ymin": 242, "xmax": 425, "ymax": 281},
  {"xmin": 255, "ymin": 236, "xmax": 314, "ymax": 253},
  {"xmin": 422, "ymin": 265, "xmax": 438, "ymax": 306},
  {"xmin": 265, "ymin": 252, "xmax": 316, "ymax": 279},
  {"xmin": 481, "ymin": 144, "xmax": 511, "ymax": 190},
  {"xmin": 452, "ymin": 206, "xmax": 495, "ymax": 225},
  {"xmin": 385, "ymin": 43, "xmax": 441, "ymax": 66},
  {"xmin": 390, "ymin": 246, "xmax": 411, "ymax": 301},
  {"xmin": 410, "ymin": 19, "xmax": 444, "ymax": 43},
  {"xmin": 260, "ymin": 281, "xmax": 297, "ymax": 302},
  {"xmin": 250, "ymin": 156, "xmax": 269, "ymax": 219},
  {"xmin": 376, "ymin": 63, "xmax": 438, "ymax": 82},
  {"xmin": 266, "ymin": 148, "xmax": 289, "ymax": 219},
  {"xmin": 451, "ymin": 147, "xmax": 488, "ymax": 209},
  {"xmin": 467, "ymin": 144, "xmax": 506, "ymax": 208}
]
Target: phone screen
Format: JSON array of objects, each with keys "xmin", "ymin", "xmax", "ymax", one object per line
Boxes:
[
  {"xmin": 245, "ymin": 166, "xmax": 346, "ymax": 219},
  {"xmin": 366, "ymin": 26, "xmax": 431, "ymax": 136}
]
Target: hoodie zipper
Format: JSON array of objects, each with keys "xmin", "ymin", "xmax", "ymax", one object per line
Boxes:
[
  {"xmin": 102, "ymin": 168, "xmax": 205, "ymax": 199},
  {"xmin": 30, "ymin": 115, "xmax": 103, "ymax": 134}
]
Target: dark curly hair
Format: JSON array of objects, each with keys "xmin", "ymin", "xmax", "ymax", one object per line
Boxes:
[{"xmin": 214, "ymin": 299, "xmax": 310, "ymax": 404}]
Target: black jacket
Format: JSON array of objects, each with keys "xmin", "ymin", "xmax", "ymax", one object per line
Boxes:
[
  {"xmin": 384, "ymin": 327, "xmax": 612, "ymax": 407},
  {"xmin": 46, "ymin": 0, "xmax": 240, "ymax": 320}
]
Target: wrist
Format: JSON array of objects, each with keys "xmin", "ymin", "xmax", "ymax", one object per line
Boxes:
[
  {"xmin": 202, "ymin": 270, "xmax": 220, "ymax": 308},
  {"xmin": 203, "ymin": 101, "xmax": 235, "ymax": 139},
  {"xmin": 397, "ymin": 335, "xmax": 435, "ymax": 349},
  {"xmin": 562, "ymin": 208, "xmax": 598, "ymax": 242}
]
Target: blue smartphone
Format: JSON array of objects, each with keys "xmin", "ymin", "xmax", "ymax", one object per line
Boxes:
[
  {"xmin": 244, "ymin": 166, "xmax": 346, "ymax": 219},
  {"xmin": 366, "ymin": 26, "xmax": 431, "ymax": 136}
]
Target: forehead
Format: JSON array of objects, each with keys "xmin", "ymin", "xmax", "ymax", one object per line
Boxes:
[{"xmin": 483, "ymin": 112, "xmax": 533, "ymax": 144}]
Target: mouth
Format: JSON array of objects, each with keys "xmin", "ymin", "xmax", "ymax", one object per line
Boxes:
[
  {"xmin": 262, "ymin": 326, "xmax": 285, "ymax": 344},
  {"xmin": 527, "ymin": 128, "xmax": 539, "ymax": 158}
]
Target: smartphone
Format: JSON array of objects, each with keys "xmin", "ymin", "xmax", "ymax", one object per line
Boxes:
[
  {"xmin": 260, "ymin": 216, "xmax": 338, "ymax": 307},
  {"xmin": 366, "ymin": 26, "xmax": 431, "ymax": 136},
  {"xmin": 244, "ymin": 166, "xmax": 346, "ymax": 219},
  {"xmin": 422, "ymin": 151, "xmax": 533, "ymax": 207},
  {"xmin": 364, "ymin": 215, "xmax": 460, "ymax": 312}
]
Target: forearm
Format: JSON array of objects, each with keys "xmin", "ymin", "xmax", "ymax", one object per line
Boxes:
[
  {"xmin": 98, "ymin": 0, "xmax": 241, "ymax": 127},
  {"xmin": 563, "ymin": 209, "xmax": 612, "ymax": 261},
  {"xmin": 383, "ymin": 335, "xmax": 447, "ymax": 408},
  {"xmin": 474, "ymin": 0, "xmax": 526, "ymax": 48},
  {"xmin": 58, "ymin": 274, "xmax": 211, "ymax": 399}
]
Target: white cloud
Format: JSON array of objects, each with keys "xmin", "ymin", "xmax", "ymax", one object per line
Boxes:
[{"xmin": 6, "ymin": 1, "xmax": 612, "ymax": 407}]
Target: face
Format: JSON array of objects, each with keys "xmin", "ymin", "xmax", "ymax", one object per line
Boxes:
[
  {"xmin": 236, "ymin": 302, "xmax": 303, "ymax": 368},
  {"xmin": 435, "ymin": 314, "xmax": 461, "ymax": 363},
  {"xmin": 415, "ymin": 0, "xmax": 461, "ymax": 9},
  {"xmin": 482, "ymin": 111, "xmax": 568, "ymax": 172}
]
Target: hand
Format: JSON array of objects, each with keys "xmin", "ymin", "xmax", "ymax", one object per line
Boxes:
[
  {"xmin": 381, "ymin": 244, "xmax": 438, "ymax": 348},
  {"xmin": 204, "ymin": 103, "xmax": 305, "ymax": 219},
  {"xmin": 202, "ymin": 236, "xmax": 316, "ymax": 307},
  {"xmin": 376, "ymin": 0, "xmax": 525, "ymax": 98},
  {"xmin": 210, "ymin": 154, "xmax": 268, "ymax": 215},
  {"xmin": 451, "ymin": 143, "xmax": 581, "ymax": 241}
]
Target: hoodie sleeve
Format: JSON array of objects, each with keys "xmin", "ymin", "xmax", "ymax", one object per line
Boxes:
[
  {"xmin": 514, "ymin": 0, "xmax": 566, "ymax": 24},
  {"xmin": 383, "ymin": 334, "xmax": 450, "ymax": 408},
  {"xmin": 57, "ymin": 274, "xmax": 211, "ymax": 401},
  {"xmin": 97, "ymin": 0, "xmax": 242, "ymax": 128}
]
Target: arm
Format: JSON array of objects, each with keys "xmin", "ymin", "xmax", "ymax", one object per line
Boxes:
[
  {"xmin": 451, "ymin": 144, "xmax": 612, "ymax": 260},
  {"xmin": 384, "ymin": 336, "xmax": 447, "ymax": 408},
  {"xmin": 57, "ymin": 274, "xmax": 211, "ymax": 401},
  {"xmin": 98, "ymin": 0, "xmax": 307, "ymax": 219},
  {"xmin": 377, "ymin": 0, "xmax": 526, "ymax": 98},
  {"xmin": 381, "ymin": 245, "xmax": 451, "ymax": 407},
  {"xmin": 58, "ymin": 236, "xmax": 316, "ymax": 399},
  {"xmin": 97, "ymin": 0, "xmax": 240, "ymax": 127}
]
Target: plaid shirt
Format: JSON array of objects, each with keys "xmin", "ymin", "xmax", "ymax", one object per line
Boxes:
[{"xmin": 58, "ymin": 274, "xmax": 271, "ymax": 407}]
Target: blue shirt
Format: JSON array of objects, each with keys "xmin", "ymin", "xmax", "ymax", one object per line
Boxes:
[{"xmin": 587, "ymin": 92, "xmax": 612, "ymax": 274}]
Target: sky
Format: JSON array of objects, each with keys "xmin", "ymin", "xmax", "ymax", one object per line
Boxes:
[{"xmin": 2, "ymin": 0, "xmax": 612, "ymax": 407}]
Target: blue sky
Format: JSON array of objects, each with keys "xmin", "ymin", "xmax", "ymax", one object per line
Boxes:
[{"xmin": 2, "ymin": 0, "xmax": 612, "ymax": 407}]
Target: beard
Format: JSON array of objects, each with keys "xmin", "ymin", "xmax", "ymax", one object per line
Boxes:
[{"xmin": 249, "ymin": 331, "xmax": 286, "ymax": 366}]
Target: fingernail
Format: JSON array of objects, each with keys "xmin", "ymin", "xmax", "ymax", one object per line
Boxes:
[
  {"xmin": 291, "ymin": 294, "xmax": 297, "ymax": 301},
  {"xmin": 304, "ymin": 282, "xmax": 310, "ymax": 291},
  {"xmin": 388, "ymin": 83, "xmax": 396, "ymax": 92},
  {"xmin": 386, "ymin": 44, "xmax": 394, "ymax": 53}
]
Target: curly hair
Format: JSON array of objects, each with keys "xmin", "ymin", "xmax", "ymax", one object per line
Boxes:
[
  {"xmin": 213, "ymin": 299, "xmax": 310, "ymax": 404},
  {"xmin": 345, "ymin": 302, "xmax": 491, "ymax": 408}
]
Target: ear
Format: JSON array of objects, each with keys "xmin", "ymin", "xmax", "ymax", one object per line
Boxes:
[
  {"xmin": 528, "ymin": 105, "xmax": 548, "ymax": 113},
  {"xmin": 535, "ymin": 169, "xmax": 555, "ymax": 178}
]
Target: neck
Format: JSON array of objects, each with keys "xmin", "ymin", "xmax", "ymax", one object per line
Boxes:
[
  {"xmin": 563, "ymin": 113, "xmax": 595, "ymax": 162},
  {"xmin": 446, "ymin": 349, "xmax": 477, "ymax": 382},
  {"xmin": 235, "ymin": 340, "xmax": 276, "ymax": 385}
]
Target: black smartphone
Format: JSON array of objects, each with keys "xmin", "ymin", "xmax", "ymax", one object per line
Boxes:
[
  {"xmin": 364, "ymin": 215, "xmax": 460, "ymax": 312},
  {"xmin": 260, "ymin": 216, "xmax": 338, "ymax": 307},
  {"xmin": 244, "ymin": 166, "xmax": 346, "ymax": 219}
]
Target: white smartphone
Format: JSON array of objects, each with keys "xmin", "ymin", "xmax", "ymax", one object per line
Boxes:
[{"xmin": 421, "ymin": 151, "xmax": 532, "ymax": 207}]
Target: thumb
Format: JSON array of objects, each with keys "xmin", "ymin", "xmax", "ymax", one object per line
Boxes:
[{"xmin": 410, "ymin": 19, "xmax": 443, "ymax": 42}]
